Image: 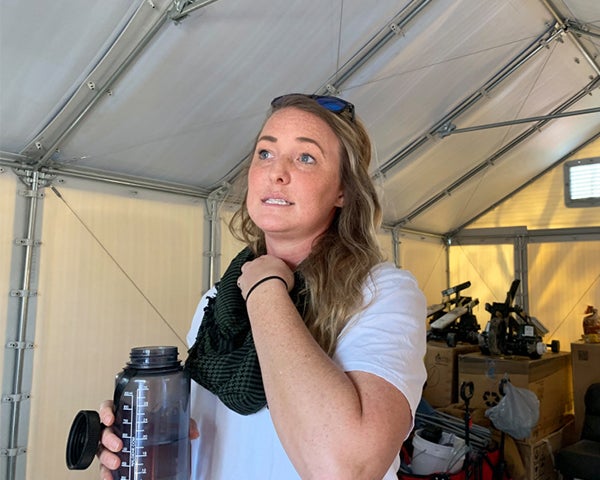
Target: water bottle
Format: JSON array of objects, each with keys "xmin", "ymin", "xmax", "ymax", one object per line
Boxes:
[{"xmin": 66, "ymin": 346, "xmax": 191, "ymax": 480}]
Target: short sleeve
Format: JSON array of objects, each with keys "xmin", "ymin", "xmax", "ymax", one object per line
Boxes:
[{"xmin": 333, "ymin": 263, "xmax": 427, "ymax": 421}]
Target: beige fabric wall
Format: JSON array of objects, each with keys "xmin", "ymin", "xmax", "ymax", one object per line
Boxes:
[
  {"xmin": 528, "ymin": 241, "xmax": 599, "ymax": 350},
  {"xmin": 23, "ymin": 178, "xmax": 204, "ymax": 480},
  {"xmin": 468, "ymin": 139, "xmax": 600, "ymax": 230},
  {"xmin": 456, "ymin": 137, "xmax": 600, "ymax": 352},
  {"xmin": 449, "ymin": 243, "xmax": 514, "ymax": 307},
  {"xmin": 381, "ymin": 232, "xmax": 448, "ymax": 305}
]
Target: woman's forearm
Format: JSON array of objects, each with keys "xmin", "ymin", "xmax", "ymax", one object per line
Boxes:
[{"xmin": 246, "ymin": 281, "xmax": 409, "ymax": 479}]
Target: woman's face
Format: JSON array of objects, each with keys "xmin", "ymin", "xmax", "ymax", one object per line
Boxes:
[{"xmin": 247, "ymin": 107, "xmax": 344, "ymax": 251}]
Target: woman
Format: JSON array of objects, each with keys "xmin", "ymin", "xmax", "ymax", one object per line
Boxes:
[{"xmin": 98, "ymin": 94, "xmax": 426, "ymax": 479}]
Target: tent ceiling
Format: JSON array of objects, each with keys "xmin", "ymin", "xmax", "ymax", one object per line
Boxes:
[{"xmin": 1, "ymin": 0, "xmax": 599, "ymax": 236}]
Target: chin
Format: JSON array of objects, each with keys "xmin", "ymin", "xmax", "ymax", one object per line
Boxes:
[{"xmin": 253, "ymin": 220, "xmax": 290, "ymax": 234}]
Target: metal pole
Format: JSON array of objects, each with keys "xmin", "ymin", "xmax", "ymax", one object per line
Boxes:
[
  {"xmin": 32, "ymin": 3, "xmax": 171, "ymax": 168},
  {"xmin": 438, "ymin": 107, "xmax": 600, "ymax": 137},
  {"xmin": 392, "ymin": 227, "xmax": 401, "ymax": 268},
  {"xmin": 170, "ymin": 0, "xmax": 223, "ymax": 21},
  {"xmin": 204, "ymin": 184, "xmax": 230, "ymax": 291},
  {"xmin": 541, "ymin": 0, "xmax": 600, "ymax": 75},
  {"xmin": 377, "ymin": 23, "xmax": 563, "ymax": 177},
  {"xmin": 5, "ymin": 171, "xmax": 42, "ymax": 480},
  {"xmin": 317, "ymin": 0, "xmax": 433, "ymax": 95}
]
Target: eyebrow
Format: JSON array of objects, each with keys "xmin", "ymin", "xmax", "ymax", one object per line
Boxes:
[{"xmin": 257, "ymin": 135, "xmax": 325, "ymax": 155}]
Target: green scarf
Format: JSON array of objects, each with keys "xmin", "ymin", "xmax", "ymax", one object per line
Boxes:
[{"xmin": 185, "ymin": 247, "xmax": 307, "ymax": 415}]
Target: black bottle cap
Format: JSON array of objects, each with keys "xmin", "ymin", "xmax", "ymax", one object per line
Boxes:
[{"xmin": 66, "ymin": 410, "xmax": 102, "ymax": 470}]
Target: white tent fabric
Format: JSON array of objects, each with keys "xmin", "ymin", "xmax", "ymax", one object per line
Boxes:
[{"xmin": 2, "ymin": 0, "xmax": 599, "ymax": 234}]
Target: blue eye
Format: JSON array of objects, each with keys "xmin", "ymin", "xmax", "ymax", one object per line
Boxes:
[
  {"xmin": 258, "ymin": 149, "xmax": 271, "ymax": 160},
  {"xmin": 299, "ymin": 153, "xmax": 315, "ymax": 164}
]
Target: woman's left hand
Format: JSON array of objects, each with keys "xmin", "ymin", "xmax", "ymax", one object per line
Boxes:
[{"xmin": 238, "ymin": 255, "xmax": 294, "ymax": 300}]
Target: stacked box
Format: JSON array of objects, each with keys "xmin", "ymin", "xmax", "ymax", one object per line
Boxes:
[
  {"xmin": 422, "ymin": 341, "xmax": 480, "ymax": 407},
  {"xmin": 458, "ymin": 351, "xmax": 572, "ymax": 442},
  {"xmin": 515, "ymin": 421, "xmax": 576, "ymax": 480},
  {"xmin": 570, "ymin": 341, "xmax": 600, "ymax": 438}
]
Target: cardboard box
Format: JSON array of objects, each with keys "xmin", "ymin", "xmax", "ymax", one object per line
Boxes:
[
  {"xmin": 422, "ymin": 341, "xmax": 480, "ymax": 407},
  {"xmin": 458, "ymin": 352, "xmax": 573, "ymax": 442},
  {"xmin": 515, "ymin": 420, "xmax": 576, "ymax": 480},
  {"xmin": 570, "ymin": 341, "xmax": 600, "ymax": 438}
]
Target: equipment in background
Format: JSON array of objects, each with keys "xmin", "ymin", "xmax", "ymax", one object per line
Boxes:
[
  {"xmin": 461, "ymin": 381, "xmax": 475, "ymax": 480},
  {"xmin": 478, "ymin": 279, "xmax": 560, "ymax": 359},
  {"xmin": 427, "ymin": 281, "xmax": 481, "ymax": 347},
  {"xmin": 399, "ymin": 394, "xmax": 509, "ymax": 480}
]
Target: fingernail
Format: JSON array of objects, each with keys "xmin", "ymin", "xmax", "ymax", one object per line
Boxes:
[{"xmin": 111, "ymin": 456, "xmax": 121, "ymax": 469}]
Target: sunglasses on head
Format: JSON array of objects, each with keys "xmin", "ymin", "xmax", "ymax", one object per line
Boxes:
[{"xmin": 271, "ymin": 94, "xmax": 355, "ymax": 122}]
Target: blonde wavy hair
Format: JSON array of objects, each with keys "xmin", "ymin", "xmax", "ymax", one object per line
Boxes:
[{"xmin": 230, "ymin": 94, "xmax": 383, "ymax": 355}]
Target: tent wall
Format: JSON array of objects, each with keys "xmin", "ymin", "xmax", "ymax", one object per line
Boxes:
[
  {"xmin": 528, "ymin": 242, "xmax": 598, "ymax": 347},
  {"xmin": 465, "ymin": 138, "xmax": 600, "ymax": 231},
  {"xmin": 1, "ymin": 171, "xmax": 204, "ymax": 479},
  {"xmin": 36, "ymin": 179, "xmax": 203, "ymax": 480},
  {"xmin": 449, "ymin": 137, "xmax": 600, "ymax": 353},
  {"xmin": 449, "ymin": 243, "xmax": 515, "ymax": 311},
  {"xmin": 382, "ymin": 232, "xmax": 448, "ymax": 304}
]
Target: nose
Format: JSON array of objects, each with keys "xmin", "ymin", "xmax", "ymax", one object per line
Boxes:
[{"xmin": 269, "ymin": 158, "xmax": 291, "ymax": 184}]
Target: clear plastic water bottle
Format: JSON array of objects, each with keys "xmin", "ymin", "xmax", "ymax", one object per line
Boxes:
[{"xmin": 67, "ymin": 346, "xmax": 190, "ymax": 480}]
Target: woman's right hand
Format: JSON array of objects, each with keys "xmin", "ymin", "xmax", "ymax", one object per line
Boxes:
[{"xmin": 97, "ymin": 400, "xmax": 122, "ymax": 480}]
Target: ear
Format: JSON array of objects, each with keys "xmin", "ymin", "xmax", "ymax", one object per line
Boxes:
[{"xmin": 335, "ymin": 190, "xmax": 344, "ymax": 207}]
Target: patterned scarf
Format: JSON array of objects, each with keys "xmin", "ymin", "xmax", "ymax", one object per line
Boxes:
[{"xmin": 185, "ymin": 247, "xmax": 307, "ymax": 415}]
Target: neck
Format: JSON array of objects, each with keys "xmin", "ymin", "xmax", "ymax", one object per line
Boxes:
[{"xmin": 264, "ymin": 236, "xmax": 315, "ymax": 269}]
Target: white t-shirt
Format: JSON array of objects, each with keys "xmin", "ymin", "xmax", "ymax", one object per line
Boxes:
[{"xmin": 185, "ymin": 262, "xmax": 427, "ymax": 479}]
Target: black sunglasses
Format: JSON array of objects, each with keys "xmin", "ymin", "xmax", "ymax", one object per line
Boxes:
[{"xmin": 271, "ymin": 94, "xmax": 355, "ymax": 122}]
